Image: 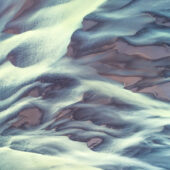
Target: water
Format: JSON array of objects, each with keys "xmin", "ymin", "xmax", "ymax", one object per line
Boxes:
[{"xmin": 0, "ymin": 0, "xmax": 170, "ymax": 169}]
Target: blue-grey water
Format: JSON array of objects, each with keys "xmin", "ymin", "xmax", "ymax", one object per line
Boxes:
[{"xmin": 0, "ymin": 0, "xmax": 170, "ymax": 169}]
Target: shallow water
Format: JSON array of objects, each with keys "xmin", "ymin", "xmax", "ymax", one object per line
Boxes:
[{"xmin": 0, "ymin": 0, "xmax": 170, "ymax": 169}]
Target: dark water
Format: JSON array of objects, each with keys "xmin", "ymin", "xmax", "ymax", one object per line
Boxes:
[{"xmin": 0, "ymin": 0, "xmax": 170, "ymax": 169}]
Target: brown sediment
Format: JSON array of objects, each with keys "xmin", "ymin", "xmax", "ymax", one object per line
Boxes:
[
  {"xmin": 67, "ymin": 19, "xmax": 98, "ymax": 57},
  {"xmin": 4, "ymin": 28, "xmax": 20, "ymax": 34},
  {"xmin": 66, "ymin": 37, "xmax": 116, "ymax": 58},
  {"xmin": 66, "ymin": 41, "xmax": 75, "ymax": 57},
  {"xmin": 12, "ymin": 0, "xmax": 35, "ymax": 20},
  {"xmin": 82, "ymin": 19, "xmax": 98, "ymax": 31},
  {"xmin": 113, "ymin": 39, "xmax": 170, "ymax": 60},
  {"xmin": 3, "ymin": 0, "xmax": 34, "ymax": 34},
  {"xmin": 102, "ymin": 74, "xmax": 141, "ymax": 87},
  {"xmin": 87, "ymin": 137, "xmax": 103, "ymax": 149},
  {"xmin": 0, "ymin": 4, "xmax": 15, "ymax": 18},
  {"xmin": 64, "ymin": 10, "xmax": 170, "ymax": 104},
  {"xmin": 21, "ymin": 87, "xmax": 40, "ymax": 98},
  {"xmin": 41, "ymin": 84, "xmax": 62, "ymax": 98},
  {"xmin": 7, "ymin": 55, "xmax": 16, "ymax": 64},
  {"xmin": 3, "ymin": 0, "xmax": 39, "ymax": 34},
  {"xmin": 82, "ymin": 91, "xmax": 111, "ymax": 105},
  {"xmin": 66, "ymin": 19, "xmax": 99, "ymax": 57},
  {"xmin": 41, "ymin": 86, "xmax": 54, "ymax": 98},
  {"xmin": 45, "ymin": 108, "xmax": 73, "ymax": 130},
  {"xmin": 139, "ymin": 82, "xmax": 170, "ymax": 101},
  {"xmin": 55, "ymin": 109, "xmax": 73, "ymax": 121},
  {"xmin": 27, "ymin": 88, "xmax": 40, "ymax": 97},
  {"xmin": 76, "ymin": 49, "xmax": 113, "ymax": 60},
  {"xmin": 98, "ymin": 43, "xmax": 116, "ymax": 52},
  {"xmin": 67, "ymin": 37, "xmax": 170, "ymax": 62},
  {"xmin": 66, "ymin": 38, "xmax": 164, "ymax": 99},
  {"xmin": 12, "ymin": 107, "xmax": 42, "ymax": 128}
]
